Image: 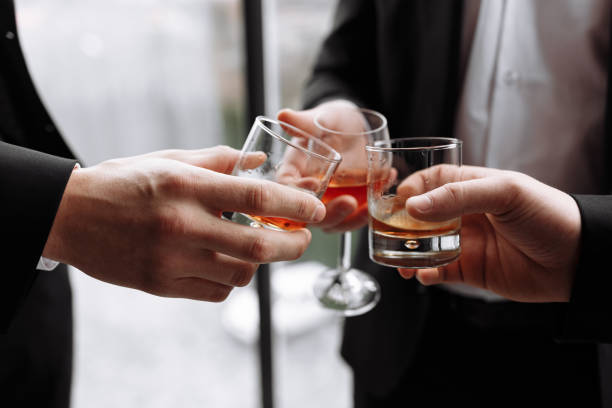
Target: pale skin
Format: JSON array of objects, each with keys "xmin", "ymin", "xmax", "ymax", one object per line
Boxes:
[
  {"xmin": 42, "ymin": 146, "xmax": 326, "ymax": 302},
  {"xmin": 281, "ymin": 101, "xmax": 582, "ymax": 302},
  {"xmin": 397, "ymin": 165, "xmax": 581, "ymax": 303}
]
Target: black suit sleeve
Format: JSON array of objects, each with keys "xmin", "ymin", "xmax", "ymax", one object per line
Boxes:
[
  {"xmin": 302, "ymin": 0, "xmax": 379, "ymax": 109},
  {"xmin": 0, "ymin": 141, "xmax": 77, "ymax": 331},
  {"xmin": 556, "ymin": 194, "xmax": 612, "ymax": 342}
]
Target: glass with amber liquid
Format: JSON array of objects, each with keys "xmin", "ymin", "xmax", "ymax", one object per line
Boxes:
[
  {"xmin": 231, "ymin": 116, "xmax": 341, "ymax": 231},
  {"xmin": 312, "ymin": 108, "xmax": 389, "ymax": 316},
  {"xmin": 321, "ymin": 169, "xmax": 368, "ymax": 206},
  {"xmin": 366, "ymin": 138, "xmax": 462, "ymax": 268}
]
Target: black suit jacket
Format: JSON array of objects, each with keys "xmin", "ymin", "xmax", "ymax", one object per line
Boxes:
[
  {"xmin": 0, "ymin": 0, "xmax": 77, "ymax": 331},
  {"xmin": 304, "ymin": 0, "xmax": 612, "ymax": 396},
  {"xmin": 1, "ymin": 0, "xmax": 612, "ymax": 395}
]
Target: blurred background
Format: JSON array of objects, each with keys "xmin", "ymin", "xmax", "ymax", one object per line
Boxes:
[{"xmin": 15, "ymin": 0, "xmax": 352, "ymax": 406}]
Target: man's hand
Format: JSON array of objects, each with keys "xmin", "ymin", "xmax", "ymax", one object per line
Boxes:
[
  {"xmin": 397, "ymin": 165, "xmax": 581, "ymax": 303},
  {"xmin": 42, "ymin": 146, "xmax": 326, "ymax": 302},
  {"xmin": 278, "ymin": 99, "xmax": 368, "ymax": 233}
]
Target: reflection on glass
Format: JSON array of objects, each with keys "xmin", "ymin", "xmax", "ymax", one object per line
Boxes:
[
  {"xmin": 366, "ymin": 137, "xmax": 463, "ymax": 268},
  {"xmin": 231, "ymin": 116, "xmax": 341, "ymax": 231}
]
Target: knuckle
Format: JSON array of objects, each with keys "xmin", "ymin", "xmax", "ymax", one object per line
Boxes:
[
  {"xmin": 294, "ymin": 196, "xmax": 310, "ymax": 220},
  {"xmin": 437, "ymin": 182, "xmax": 466, "ymax": 215},
  {"xmin": 159, "ymin": 171, "xmax": 188, "ymax": 195},
  {"xmin": 157, "ymin": 149, "xmax": 180, "ymax": 159},
  {"xmin": 214, "ymin": 145, "xmax": 238, "ymax": 173},
  {"xmin": 433, "ymin": 163, "xmax": 445, "ymax": 182},
  {"xmin": 246, "ymin": 236, "xmax": 273, "ymax": 262},
  {"xmin": 441, "ymin": 182, "xmax": 462, "ymax": 204},
  {"xmin": 287, "ymin": 232, "xmax": 310, "ymax": 261},
  {"xmin": 207, "ymin": 287, "xmax": 232, "ymax": 303},
  {"xmin": 418, "ymin": 170, "xmax": 431, "ymax": 189},
  {"xmin": 502, "ymin": 174, "xmax": 522, "ymax": 193},
  {"xmin": 498, "ymin": 174, "xmax": 524, "ymax": 210},
  {"xmin": 457, "ymin": 166, "xmax": 469, "ymax": 182},
  {"xmin": 151, "ymin": 206, "xmax": 185, "ymax": 237},
  {"xmin": 230, "ymin": 263, "xmax": 256, "ymax": 287},
  {"xmin": 440, "ymin": 164, "xmax": 456, "ymax": 182},
  {"xmin": 141, "ymin": 272, "xmax": 166, "ymax": 296},
  {"xmin": 215, "ymin": 145, "xmax": 233, "ymax": 154},
  {"xmin": 246, "ymin": 183, "xmax": 268, "ymax": 213},
  {"xmin": 293, "ymin": 239, "xmax": 309, "ymax": 260},
  {"xmin": 504, "ymin": 172, "xmax": 530, "ymax": 192}
]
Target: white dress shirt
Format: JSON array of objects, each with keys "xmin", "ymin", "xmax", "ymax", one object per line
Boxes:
[{"xmin": 444, "ymin": 0, "xmax": 610, "ymax": 301}]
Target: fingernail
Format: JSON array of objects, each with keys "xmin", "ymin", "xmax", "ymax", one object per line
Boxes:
[
  {"xmin": 408, "ymin": 195, "xmax": 432, "ymax": 213},
  {"xmin": 312, "ymin": 202, "xmax": 326, "ymax": 222}
]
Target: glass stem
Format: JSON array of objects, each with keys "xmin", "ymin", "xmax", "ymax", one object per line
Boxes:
[{"xmin": 337, "ymin": 231, "xmax": 352, "ymax": 274}]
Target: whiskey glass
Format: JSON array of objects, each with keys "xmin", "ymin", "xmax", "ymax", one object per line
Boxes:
[
  {"xmin": 366, "ymin": 137, "xmax": 462, "ymax": 268},
  {"xmin": 231, "ymin": 116, "xmax": 341, "ymax": 230}
]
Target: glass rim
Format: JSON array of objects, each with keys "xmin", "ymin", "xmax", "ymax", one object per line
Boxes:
[
  {"xmin": 314, "ymin": 108, "xmax": 388, "ymax": 137},
  {"xmin": 255, "ymin": 116, "xmax": 342, "ymax": 163},
  {"xmin": 365, "ymin": 137, "xmax": 462, "ymax": 152}
]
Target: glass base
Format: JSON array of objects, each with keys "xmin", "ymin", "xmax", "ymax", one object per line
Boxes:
[
  {"xmin": 313, "ymin": 268, "xmax": 381, "ymax": 316},
  {"xmin": 369, "ymin": 229, "xmax": 461, "ymax": 268}
]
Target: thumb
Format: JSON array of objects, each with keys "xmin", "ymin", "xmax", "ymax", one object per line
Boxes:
[
  {"xmin": 277, "ymin": 108, "xmax": 321, "ymax": 136},
  {"xmin": 405, "ymin": 176, "xmax": 518, "ymax": 222}
]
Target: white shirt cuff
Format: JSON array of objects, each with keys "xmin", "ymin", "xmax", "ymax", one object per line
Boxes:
[{"xmin": 37, "ymin": 257, "xmax": 60, "ymax": 271}]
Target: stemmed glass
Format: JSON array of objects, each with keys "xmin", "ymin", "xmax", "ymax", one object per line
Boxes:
[{"xmin": 312, "ymin": 107, "xmax": 390, "ymax": 316}]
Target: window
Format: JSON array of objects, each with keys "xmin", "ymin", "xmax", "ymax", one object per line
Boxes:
[{"xmin": 17, "ymin": 0, "xmax": 349, "ymax": 406}]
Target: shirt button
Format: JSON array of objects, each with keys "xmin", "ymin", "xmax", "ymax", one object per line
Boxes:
[
  {"xmin": 5, "ymin": 31, "xmax": 15, "ymax": 40},
  {"xmin": 502, "ymin": 70, "xmax": 520, "ymax": 86},
  {"xmin": 44, "ymin": 123, "xmax": 56, "ymax": 133}
]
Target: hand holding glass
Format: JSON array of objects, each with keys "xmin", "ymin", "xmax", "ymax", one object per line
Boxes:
[
  {"xmin": 231, "ymin": 116, "xmax": 341, "ymax": 231},
  {"xmin": 366, "ymin": 138, "xmax": 462, "ymax": 268},
  {"xmin": 312, "ymin": 107, "xmax": 389, "ymax": 315}
]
